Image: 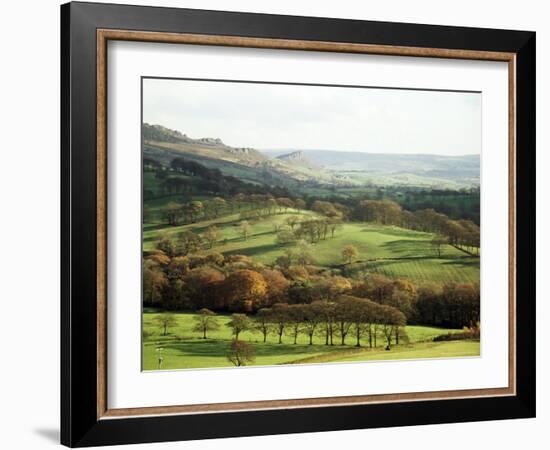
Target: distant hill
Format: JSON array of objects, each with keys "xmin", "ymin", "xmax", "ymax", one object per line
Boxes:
[
  {"xmin": 143, "ymin": 124, "xmax": 337, "ymax": 187},
  {"xmin": 143, "ymin": 123, "xmax": 267, "ymax": 166},
  {"xmin": 264, "ymin": 149, "xmax": 480, "ymax": 186},
  {"xmin": 276, "ymin": 150, "xmax": 321, "ymax": 170},
  {"xmin": 143, "ymin": 124, "xmax": 479, "ymax": 189}
]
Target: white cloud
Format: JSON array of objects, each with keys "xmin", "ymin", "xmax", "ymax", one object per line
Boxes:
[{"xmin": 143, "ymin": 78, "xmax": 481, "ymax": 155}]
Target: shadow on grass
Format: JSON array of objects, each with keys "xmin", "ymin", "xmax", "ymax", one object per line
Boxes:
[
  {"xmin": 153, "ymin": 338, "xmax": 349, "ymax": 360},
  {"xmin": 441, "ymin": 258, "xmax": 480, "ymax": 269},
  {"xmin": 143, "ymin": 223, "xmax": 173, "ymax": 233},
  {"xmin": 223, "ymin": 242, "xmax": 283, "ymax": 258}
]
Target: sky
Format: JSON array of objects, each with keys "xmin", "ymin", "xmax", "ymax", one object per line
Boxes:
[{"xmin": 143, "ymin": 78, "xmax": 481, "ymax": 156}]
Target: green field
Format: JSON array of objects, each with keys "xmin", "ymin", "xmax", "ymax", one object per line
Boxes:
[
  {"xmin": 140, "ymin": 125, "xmax": 481, "ymax": 371},
  {"xmin": 142, "ymin": 312, "xmax": 479, "ymax": 370},
  {"xmin": 143, "ymin": 208, "xmax": 479, "ymax": 284}
]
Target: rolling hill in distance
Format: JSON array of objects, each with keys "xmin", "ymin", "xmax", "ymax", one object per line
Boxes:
[{"xmin": 143, "ymin": 123, "xmax": 480, "ymax": 189}]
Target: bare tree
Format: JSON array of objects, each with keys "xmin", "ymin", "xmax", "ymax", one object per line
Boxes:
[
  {"xmin": 286, "ymin": 304, "xmax": 306, "ymax": 344},
  {"xmin": 303, "ymin": 302, "xmax": 324, "ymax": 345},
  {"xmin": 226, "ymin": 340, "xmax": 256, "ymax": 367},
  {"xmin": 271, "ymin": 303, "xmax": 290, "ymax": 344},
  {"xmin": 239, "ymin": 220, "xmax": 251, "ymax": 241},
  {"xmin": 379, "ymin": 305, "xmax": 407, "ymax": 350},
  {"xmin": 254, "ymin": 308, "xmax": 273, "ymax": 343},
  {"xmin": 192, "ymin": 308, "xmax": 220, "ymax": 339},
  {"xmin": 333, "ymin": 296, "xmax": 355, "ymax": 345},
  {"xmin": 153, "ymin": 313, "xmax": 177, "ymax": 336},
  {"xmin": 431, "ymin": 235, "xmax": 449, "ymax": 258},
  {"xmin": 203, "ymin": 226, "xmax": 222, "ymax": 249},
  {"xmin": 226, "ymin": 313, "xmax": 252, "ymax": 340}
]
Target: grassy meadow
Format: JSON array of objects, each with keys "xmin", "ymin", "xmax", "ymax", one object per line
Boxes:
[
  {"xmin": 144, "ymin": 208, "xmax": 479, "ymax": 284},
  {"xmin": 141, "ymin": 124, "xmax": 481, "ymax": 371},
  {"xmin": 143, "ymin": 311, "xmax": 479, "ymax": 370}
]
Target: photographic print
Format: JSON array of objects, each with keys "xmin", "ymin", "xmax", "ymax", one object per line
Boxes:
[{"xmin": 141, "ymin": 78, "xmax": 481, "ymax": 371}]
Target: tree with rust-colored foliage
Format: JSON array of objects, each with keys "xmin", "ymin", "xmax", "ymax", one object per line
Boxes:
[
  {"xmin": 226, "ymin": 340, "xmax": 256, "ymax": 367},
  {"xmin": 221, "ymin": 269, "xmax": 267, "ymax": 312},
  {"xmin": 341, "ymin": 244, "xmax": 358, "ymax": 264}
]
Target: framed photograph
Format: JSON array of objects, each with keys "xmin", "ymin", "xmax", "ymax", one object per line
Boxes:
[{"xmin": 61, "ymin": 2, "xmax": 536, "ymax": 447}]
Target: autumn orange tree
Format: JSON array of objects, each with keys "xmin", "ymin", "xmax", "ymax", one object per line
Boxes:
[
  {"xmin": 221, "ymin": 269, "xmax": 267, "ymax": 311},
  {"xmin": 143, "ymin": 260, "xmax": 168, "ymax": 306},
  {"xmin": 184, "ymin": 267, "xmax": 225, "ymax": 309},
  {"xmin": 258, "ymin": 268, "xmax": 289, "ymax": 307},
  {"xmin": 341, "ymin": 244, "xmax": 358, "ymax": 264},
  {"xmin": 314, "ymin": 276, "xmax": 352, "ymax": 301}
]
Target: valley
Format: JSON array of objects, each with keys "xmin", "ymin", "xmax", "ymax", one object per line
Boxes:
[{"xmin": 142, "ymin": 123, "xmax": 481, "ymax": 370}]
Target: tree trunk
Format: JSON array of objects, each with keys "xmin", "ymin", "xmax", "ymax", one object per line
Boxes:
[
  {"xmin": 203, "ymin": 328, "xmax": 207, "ymax": 339},
  {"xmin": 368, "ymin": 326, "xmax": 373, "ymax": 348}
]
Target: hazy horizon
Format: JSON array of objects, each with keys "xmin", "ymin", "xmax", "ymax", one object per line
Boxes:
[
  {"xmin": 143, "ymin": 78, "xmax": 481, "ymax": 156},
  {"xmin": 259, "ymin": 147, "xmax": 479, "ymax": 157}
]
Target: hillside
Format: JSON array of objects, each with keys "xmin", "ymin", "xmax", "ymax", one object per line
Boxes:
[
  {"xmin": 143, "ymin": 124, "xmax": 480, "ymax": 189},
  {"xmin": 143, "ymin": 123, "xmax": 340, "ymax": 187},
  {"xmin": 143, "ymin": 123, "xmax": 267, "ymax": 166},
  {"xmin": 143, "ymin": 204, "xmax": 479, "ymax": 285},
  {"xmin": 276, "ymin": 150, "xmax": 321, "ymax": 170},
  {"xmin": 265, "ymin": 149, "xmax": 480, "ymax": 187}
]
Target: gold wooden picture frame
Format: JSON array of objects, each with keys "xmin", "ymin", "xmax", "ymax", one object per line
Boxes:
[{"xmin": 96, "ymin": 29, "xmax": 517, "ymax": 419}]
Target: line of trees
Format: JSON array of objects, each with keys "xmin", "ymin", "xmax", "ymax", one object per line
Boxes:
[
  {"xmin": 148, "ymin": 156, "xmax": 293, "ymax": 203},
  {"xmin": 354, "ymin": 200, "xmax": 480, "ymax": 254},
  {"xmin": 144, "ymin": 249, "xmax": 480, "ymax": 329},
  {"xmin": 188, "ymin": 298, "xmax": 407, "ymax": 349},
  {"xmin": 156, "ymin": 194, "xmax": 479, "ymax": 255}
]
